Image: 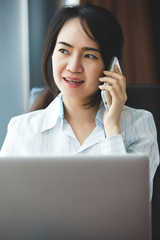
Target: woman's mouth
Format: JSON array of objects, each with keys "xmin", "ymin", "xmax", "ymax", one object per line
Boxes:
[{"xmin": 63, "ymin": 77, "xmax": 84, "ymax": 87}]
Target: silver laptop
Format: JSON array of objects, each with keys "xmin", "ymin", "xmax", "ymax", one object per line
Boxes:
[{"xmin": 0, "ymin": 154, "xmax": 150, "ymax": 240}]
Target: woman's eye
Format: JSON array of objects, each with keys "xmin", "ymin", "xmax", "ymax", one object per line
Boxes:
[
  {"xmin": 85, "ymin": 54, "xmax": 97, "ymax": 59},
  {"xmin": 59, "ymin": 49, "xmax": 68, "ymax": 54}
]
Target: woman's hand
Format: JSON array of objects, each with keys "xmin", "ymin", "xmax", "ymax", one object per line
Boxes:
[{"xmin": 99, "ymin": 64, "xmax": 127, "ymax": 137}]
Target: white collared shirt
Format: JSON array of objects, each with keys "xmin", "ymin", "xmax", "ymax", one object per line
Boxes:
[{"xmin": 0, "ymin": 93, "xmax": 159, "ymax": 197}]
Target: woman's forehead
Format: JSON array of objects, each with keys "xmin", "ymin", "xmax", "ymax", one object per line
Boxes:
[{"xmin": 56, "ymin": 18, "xmax": 100, "ymax": 49}]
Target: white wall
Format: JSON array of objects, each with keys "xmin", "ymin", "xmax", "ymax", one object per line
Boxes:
[{"xmin": 0, "ymin": 0, "xmax": 29, "ymax": 148}]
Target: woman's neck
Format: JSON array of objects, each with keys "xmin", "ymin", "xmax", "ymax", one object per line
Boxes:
[
  {"xmin": 63, "ymin": 97, "xmax": 100, "ymax": 145},
  {"xmin": 63, "ymin": 97, "xmax": 99, "ymax": 123}
]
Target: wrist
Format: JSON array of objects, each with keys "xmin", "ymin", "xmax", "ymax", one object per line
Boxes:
[{"xmin": 105, "ymin": 125, "xmax": 121, "ymax": 138}]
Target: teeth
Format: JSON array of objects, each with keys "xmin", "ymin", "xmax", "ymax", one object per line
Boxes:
[{"xmin": 64, "ymin": 78, "xmax": 84, "ymax": 84}]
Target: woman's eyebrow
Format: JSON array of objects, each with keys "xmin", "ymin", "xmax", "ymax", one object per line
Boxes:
[
  {"xmin": 58, "ymin": 41, "xmax": 72, "ymax": 48},
  {"xmin": 83, "ymin": 47, "xmax": 101, "ymax": 54},
  {"xmin": 57, "ymin": 41, "xmax": 101, "ymax": 54}
]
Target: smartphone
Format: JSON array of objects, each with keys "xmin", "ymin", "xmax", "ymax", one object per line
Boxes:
[{"xmin": 101, "ymin": 57, "xmax": 122, "ymax": 110}]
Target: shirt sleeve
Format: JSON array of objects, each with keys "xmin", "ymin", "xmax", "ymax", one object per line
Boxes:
[
  {"xmin": 101, "ymin": 134, "xmax": 127, "ymax": 154},
  {"xmin": 100, "ymin": 109, "xmax": 159, "ymax": 201},
  {"xmin": 125, "ymin": 110, "xmax": 159, "ymax": 200}
]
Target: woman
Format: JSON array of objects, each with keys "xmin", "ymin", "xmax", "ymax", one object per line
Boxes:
[{"xmin": 0, "ymin": 4, "xmax": 159, "ymax": 197}]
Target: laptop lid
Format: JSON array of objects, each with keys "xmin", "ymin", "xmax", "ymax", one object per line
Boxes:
[{"xmin": 0, "ymin": 154, "xmax": 150, "ymax": 240}]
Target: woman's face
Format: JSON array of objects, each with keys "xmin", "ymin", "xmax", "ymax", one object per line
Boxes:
[{"xmin": 52, "ymin": 17, "xmax": 105, "ymax": 103}]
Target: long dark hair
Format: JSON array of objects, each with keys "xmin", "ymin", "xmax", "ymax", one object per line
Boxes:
[{"xmin": 30, "ymin": 3, "xmax": 124, "ymax": 111}]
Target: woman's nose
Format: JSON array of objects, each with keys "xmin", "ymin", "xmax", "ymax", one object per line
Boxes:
[{"xmin": 66, "ymin": 55, "xmax": 83, "ymax": 73}]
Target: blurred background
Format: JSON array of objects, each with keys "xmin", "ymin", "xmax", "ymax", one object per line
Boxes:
[{"xmin": 0, "ymin": 0, "xmax": 160, "ymax": 148}]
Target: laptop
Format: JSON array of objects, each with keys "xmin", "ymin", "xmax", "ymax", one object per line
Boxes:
[{"xmin": 0, "ymin": 154, "xmax": 150, "ymax": 240}]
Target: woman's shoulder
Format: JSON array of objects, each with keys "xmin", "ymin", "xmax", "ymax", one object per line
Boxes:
[
  {"xmin": 121, "ymin": 105, "xmax": 155, "ymax": 128},
  {"xmin": 120, "ymin": 105, "xmax": 157, "ymax": 139},
  {"xmin": 8, "ymin": 108, "xmax": 46, "ymax": 132},
  {"xmin": 123, "ymin": 105, "xmax": 153, "ymax": 118},
  {"xmin": 8, "ymin": 94, "xmax": 61, "ymax": 130}
]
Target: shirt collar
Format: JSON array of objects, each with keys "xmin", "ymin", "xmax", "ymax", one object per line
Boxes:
[
  {"xmin": 95, "ymin": 101, "xmax": 105, "ymax": 128},
  {"xmin": 41, "ymin": 93, "xmax": 64, "ymax": 132},
  {"xmin": 41, "ymin": 93, "xmax": 105, "ymax": 132}
]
